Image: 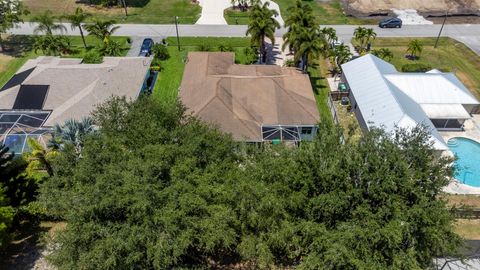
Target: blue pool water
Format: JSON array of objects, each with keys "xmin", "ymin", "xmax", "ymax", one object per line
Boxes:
[{"xmin": 448, "ymin": 137, "xmax": 480, "ymax": 187}]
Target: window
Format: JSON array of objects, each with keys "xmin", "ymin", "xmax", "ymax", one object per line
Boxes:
[{"xmin": 301, "ymin": 127, "xmax": 312, "ymax": 135}]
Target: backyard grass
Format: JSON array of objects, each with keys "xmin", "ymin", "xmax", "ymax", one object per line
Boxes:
[
  {"xmin": 454, "ymin": 219, "xmax": 480, "ymax": 240},
  {"xmin": 226, "ymin": 0, "xmax": 374, "ymax": 25},
  {"xmin": 372, "ymin": 37, "xmax": 480, "ymax": 99},
  {"xmin": 333, "ymin": 100, "xmax": 362, "ymax": 141},
  {"xmin": 153, "ymin": 37, "xmax": 253, "ymax": 103},
  {"xmin": 307, "ymin": 59, "xmax": 331, "ymax": 123},
  {"xmin": 0, "ymin": 35, "xmax": 130, "ymax": 89},
  {"xmin": 444, "ymin": 194, "xmax": 480, "ymax": 208},
  {"xmin": 22, "ymin": 0, "xmax": 201, "ymax": 24}
]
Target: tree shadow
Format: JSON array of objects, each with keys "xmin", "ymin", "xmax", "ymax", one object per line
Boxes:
[
  {"xmin": 307, "ymin": 63, "xmax": 328, "ymax": 96},
  {"xmin": 1, "ymin": 35, "xmax": 35, "ymax": 57},
  {"xmin": 0, "ymin": 219, "xmax": 50, "ymax": 270},
  {"xmin": 75, "ymin": 0, "xmax": 150, "ymax": 8}
]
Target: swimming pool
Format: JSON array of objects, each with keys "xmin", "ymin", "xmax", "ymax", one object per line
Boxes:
[{"xmin": 448, "ymin": 137, "xmax": 480, "ymax": 187}]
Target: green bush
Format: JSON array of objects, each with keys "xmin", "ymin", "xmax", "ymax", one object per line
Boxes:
[
  {"xmin": 196, "ymin": 44, "xmax": 211, "ymax": 52},
  {"xmin": 401, "ymin": 63, "xmax": 432, "ymax": 72},
  {"xmin": 82, "ymin": 50, "xmax": 103, "ymax": 64},
  {"xmin": 284, "ymin": 59, "xmax": 295, "ymax": 67},
  {"xmin": 152, "ymin": 44, "xmax": 170, "ymax": 60},
  {"xmin": 243, "ymin": 47, "xmax": 258, "ymax": 64}
]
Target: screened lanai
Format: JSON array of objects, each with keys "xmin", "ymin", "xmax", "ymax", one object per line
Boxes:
[{"xmin": 0, "ymin": 111, "xmax": 52, "ymax": 154}]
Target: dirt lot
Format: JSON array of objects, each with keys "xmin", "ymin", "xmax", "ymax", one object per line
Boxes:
[{"xmin": 344, "ymin": 0, "xmax": 480, "ymax": 17}]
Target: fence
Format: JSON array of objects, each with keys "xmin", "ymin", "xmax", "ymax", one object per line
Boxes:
[
  {"xmin": 451, "ymin": 208, "xmax": 480, "ymax": 219},
  {"xmin": 327, "ymin": 95, "xmax": 340, "ymax": 125}
]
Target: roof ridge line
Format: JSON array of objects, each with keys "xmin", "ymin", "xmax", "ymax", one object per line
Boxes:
[
  {"xmin": 271, "ymin": 78, "xmax": 319, "ymax": 122},
  {"xmin": 215, "ymin": 81, "xmax": 261, "ymax": 137}
]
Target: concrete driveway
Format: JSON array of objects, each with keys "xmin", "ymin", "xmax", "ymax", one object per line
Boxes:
[{"xmin": 195, "ymin": 0, "xmax": 284, "ymax": 26}]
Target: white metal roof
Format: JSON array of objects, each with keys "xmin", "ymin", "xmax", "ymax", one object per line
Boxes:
[
  {"xmin": 421, "ymin": 104, "xmax": 471, "ymax": 119},
  {"xmin": 384, "ymin": 73, "xmax": 479, "ymax": 105},
  {"xmin": 341, "ymin": 54, "xmax": 480, "ymax": 150}
]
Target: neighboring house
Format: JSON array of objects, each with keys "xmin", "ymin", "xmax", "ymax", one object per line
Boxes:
[
  {"xmin": 0, "ymin": 56, "xmax": 153, "ymax": 154},
  {"xmin": 179, "ymin": 52, "xmax": 320, "ymax": 143},
  {"xmin": 341, "ymin": 54, "xmax": 480, "ymax": 151}
]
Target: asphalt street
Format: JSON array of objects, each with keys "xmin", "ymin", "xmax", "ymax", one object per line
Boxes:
[{"xmin": 8, "ymin": 23, "xmax": 480, "ymax": 55}]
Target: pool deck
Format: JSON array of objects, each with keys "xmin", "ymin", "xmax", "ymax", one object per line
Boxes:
[{"xmin": 441, "ymin": 115, "xmax": 480, "ymax": 195}]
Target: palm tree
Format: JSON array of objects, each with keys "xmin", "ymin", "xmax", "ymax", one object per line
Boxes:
[
  {"xmin": 295, "ymin": 29, "xmax": 327, "ymax": 72},
  {"xmin": 330, "ymin": 43, "xmax": 352, "ymax": 72},
  {"xmin": 84, "ymin": 19, "xmax": 120, "ymax": 45},
  {"xmin": 51, "ymin": 117, "xmax": 96, "ymax": 155},
  {"xmin": 33, "ymin": 35, "xmax": 71, "ymax": 56},
  {"xmin": 63, "ymin": 7, "xmax": 90, "ymax": 49},
  {"xmin": 246, "ymin": 2, "xmax": 280, "ymax": 63},
  {"xmin": 321, "ymin": 27, "xmax": 338, "ymax": 46},
  {"xmin": 283, "ymin": 0, "xmax": 316, "ymax": 51},
  {"xmin": 372, "ymin": 48, "xmax": 394, "ymax": 61},
  {"xmin": 32, "ymin": 11, "xmax": 67, "ymax": 35},
  {"xmin": 406, "ymin": 39, "xmax": 423, "ymax": 60},
  {"xmin": 100, "ymin": 40, "xmax": 123, "ymax": 56},
  {"xmin": 353, "ymin": 26, "xmax": 376, "ymax": 54},
  {"xmin": 25, "ymin": 138, "xmax": 57, "ymax": 177}
]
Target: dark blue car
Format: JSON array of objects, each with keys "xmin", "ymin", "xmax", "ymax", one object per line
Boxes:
[
  {"xmin": 139, "ymin": 38, "xmax": 154, "ymax": 57},
  {"xmin": 379, "ymin": 18, "xmax": 402, "ymax": 28}
]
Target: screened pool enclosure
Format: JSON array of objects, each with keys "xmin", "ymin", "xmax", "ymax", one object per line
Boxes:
[
  {"xmin": 261, "ymin": 125, "xmax": 317, "ymax": 142},
  {"xmin": 0, "ymin": 111, "xmax": 52, "ymax": 154}
]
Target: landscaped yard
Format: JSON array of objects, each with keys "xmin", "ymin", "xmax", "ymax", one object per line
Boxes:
[
  {"xmin": 152, "ymin": 37, "xmax": 253, "ymax": 103},
  {"xmin": 307, "ymin": 59, "xmax": 332, "ymax": 123},
  {"xmin": 22, "ymin": 0, "xmax": 201, "ymax": 24},
  {"xmin": 0, "ymin": 35, "xmax": 130, "ymax": 88},
  {"xmin": 225, "ymin": 0, "xmax": 374, "ymax": 25},
  {"xmin": 372, "ymin": 37, "xmax": 480, "ymax": 99}
]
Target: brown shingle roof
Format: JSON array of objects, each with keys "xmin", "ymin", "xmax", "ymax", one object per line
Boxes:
[{"xmin": 179, "ymin": 52, "xmax": 320, "ymax": 141}]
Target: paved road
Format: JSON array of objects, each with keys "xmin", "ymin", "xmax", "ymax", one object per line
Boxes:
[{"xmin": 9, "ymin": 23, "xmax": 480, "ymax": 54}]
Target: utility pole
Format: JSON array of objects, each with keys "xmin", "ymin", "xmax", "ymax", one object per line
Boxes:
[
  {"xmin": 175, "ymin": 16, "xmax": 181, "ymax": 51},
  {"xmin": 434, "ymin": 10, "xmax": 448, "ymax": 49}
]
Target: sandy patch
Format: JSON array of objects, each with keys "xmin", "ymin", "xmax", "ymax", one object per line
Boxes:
[
  {"xmin": 0, "ymin": 54, "xmax": 15, "ymax": 73},
  {"xmin": 346, "ymin": 0, "xmax": 480, "ymax": 16}
]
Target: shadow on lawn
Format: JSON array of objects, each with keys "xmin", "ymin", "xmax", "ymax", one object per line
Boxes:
[
  {"xmin": 76, "ymin": 0, "xmax": 150, "ymax": 8},
  {"xmin": 0, "ymin": 218, "xmax": 50, "ymax": 270},
  {"xmin": 0, "ymin": 35, "xmax": 35, "ymax": 57},
  {"xmin": 308, "ymin": 63, "xmax": 328, "ymax": 96}
]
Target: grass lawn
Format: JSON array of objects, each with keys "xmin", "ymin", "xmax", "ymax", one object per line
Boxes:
[
  {"xmin": 307, "ymin": 59, "xmax": 331, "ymax": 123},
  {"xmin": 444, "ymin": 194, "xmax": 480, "ymax": 208},
  {"xmin": 0, "ymin": 35, "xmax": 130, "ymax": 89},
  {"xmin": 224, "ymin": 8, "xmax": 250, "ymax": 25},
  {"xmin": 152, "ymin": 37, "xmax": 253, "ymax": 103},
  {"xmin": 22, "ymin": 0, "xmax": 201, "ymax": 24},
  {"xmin": 454, "ymin": 219, "xmax": 480, "ymax": 240},
  {"xmin": 226, "ymin": 0, "xmax": 374, "ymax": 25},
  {"xmin": 372, "ymin": 37, "xmax": 480, "ymax": 99}
]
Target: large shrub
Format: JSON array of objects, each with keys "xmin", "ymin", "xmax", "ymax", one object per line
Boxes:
[
  {"xmin": 152, "ymin": 43, "xmax": 170, "ymax": 60},
  {"xmin": 82, "ymin": 50, "xmax": 103, "ymax": 64},
  {"xmin": 39, "ymin": 97, "xmax": 461, "ymax": 269},
  {"xmin": 401, "ymin": 63, "xmax": 432, "ymax": 72}
]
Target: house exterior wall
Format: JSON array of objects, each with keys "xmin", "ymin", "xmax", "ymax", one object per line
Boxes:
[{"xmin": 348, "ymin": 88, "xmax": 369, "ymax": 131}]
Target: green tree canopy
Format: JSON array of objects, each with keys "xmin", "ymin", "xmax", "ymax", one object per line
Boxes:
[
  {"xmin": 39, "ymin": 97, "xmax": 461, "ymax": 269},
  {"xmin": 0, "ymin": 0, "xmax": 28, "ymax": 50}
]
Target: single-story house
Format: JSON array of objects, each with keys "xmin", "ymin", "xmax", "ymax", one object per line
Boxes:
[
  {"xmin": 179, "ymin": 52, "xmax": 320, "ymax": 143},
  {"xmin": 341, "ymin": 54, "xmax": 480, "ymax": 150},
  {"xmin": 0, "ymin": 56, "xmax": 153, "ymax": 153}
]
